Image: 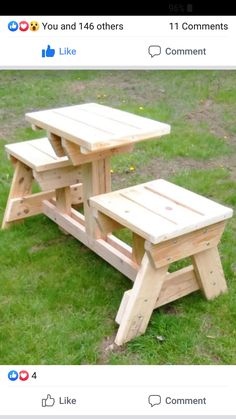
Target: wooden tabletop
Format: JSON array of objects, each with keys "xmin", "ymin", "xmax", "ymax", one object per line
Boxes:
[{"xmin": 26, "ymin": 103, "xmax": 171, "ymax": 153}]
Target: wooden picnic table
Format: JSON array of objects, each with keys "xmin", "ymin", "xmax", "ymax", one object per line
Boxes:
[
  {"xmin": 3, "ymin": 103, "xmax": 233, "ymax": 345},
  {"xmin": 26, "ymin": 103, "xmax": 171, "ymax": 240}
]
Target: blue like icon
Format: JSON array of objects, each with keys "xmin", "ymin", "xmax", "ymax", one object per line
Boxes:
[
  {"xmin": 8, "ymin": 370, "xmax": 18, "ymax": 381},
  {"xmin": 42, "ymin": 45, "xmax": 55, "ymax": 58},
  {"xmin": 8, "ymin": 21, "xmax": 18, "ymax": 32}
]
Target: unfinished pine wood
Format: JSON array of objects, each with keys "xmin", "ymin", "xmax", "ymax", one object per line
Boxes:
[
  {"xmin": 3, "ymin": 184, "xmax": 83, "ymax": 223},
  {"xmin": 82, "ymin": 159, "xmax": 111, "ymax": 239},
  {"xmin": 25, "ymin": 103, "xmax": 171, "ymax": 152},
  {"xmin": 94, "ymin": 210, "xmax": 123, "ymax": 237},
  {"xmin": 146, "ymin": 221, "xmax": 226, "ymax": 269},
  {"xmin": 106, "ymin": 234, "xmax": 133, "ymax": 261},
  {"xmin": 56, "ymin": 186, "xmax": 71, "ymax": 215},
  {"xmin": 2, "ymin": 161, "xmax": 33, "ymax": 229},
  {"xmin": 33, "ymin": 165, "xmax": 82, "ymax": 191},
  {"xmin": 43, "ymin": 200, "xmax": 138, "ymax": 281},
  {"xmin": 115, "ymin": 253, "xmax": 168, "ymax": 345},
  {"xmin": 115, "ymin": 265, "xmax": 199, "ymax": 325},
  {"xmin": 5, "ymin": 138, "xmax": 70, "ymax": 172},
  {"xmin": 90, "ymin": 179, "xmax": 233, "ymax": 244},
  {"xmin": 132, "ymin": 233, "xmax": 145, "ymax": 264},
  {"xmin": 192, "ymin": 247, "xmax": 228, "ymax": 299},
  {"xmin": 155, "ymin": 265, "xmax": 199, "ymax": 307},
  {"xmin": 48, "ymin": 132, "xmax": 65, "ymax": 157},
  {"xmin": 62, "ymin": 138, "xmax": 133, "ymax": 166}
]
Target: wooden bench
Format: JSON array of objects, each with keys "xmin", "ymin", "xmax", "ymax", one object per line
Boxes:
[
  {"xmin": 90, "ymin": 179, "xmax": 233, "ymax": 345},
  {"xmin": 2, "ymin": 137, "xmax": 83, "ymax": 229}
]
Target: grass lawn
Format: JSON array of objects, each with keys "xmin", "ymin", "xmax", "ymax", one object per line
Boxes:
[{"xmin": 0, "ymin": 70, "xmax": 235, "ymax": 364}]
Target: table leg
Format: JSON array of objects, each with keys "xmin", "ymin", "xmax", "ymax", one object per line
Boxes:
[
  {"xmin": 55, "ymin": 186, "xmax": 71, "ymax": 215},
  {"xmin": 82, "ymin": 158, "xmax": 111, "ymax": 239},
  {"xmin": 2, "ymin": 160, "xmax": 33, "ymax": 229}
]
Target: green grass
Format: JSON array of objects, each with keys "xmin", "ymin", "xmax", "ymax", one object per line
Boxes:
[{"xmin": 0, "ymin": 70, "xmax": 236, "ymax": 364}]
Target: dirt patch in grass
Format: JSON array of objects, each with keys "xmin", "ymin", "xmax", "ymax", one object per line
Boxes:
[
  {"xmin": 28, "ymin": 235, "xmax": 74, "ymax": 253},
  {"xmin": 112, "ymin": 154, "xmax": 236, "ymax": 190},
  {"xmin": 98, "ymin": 334, "xmax": 125, "ymax": 364},
  {"xmin": 146, "ymin": 155, "xmax": 236, "ymax": 180},
  {"xmin": 70, "ymin": 72, "xmax": 166, "ymax": 105},
  {"xmin": 185, "ymin": 99, "xmax": 236, "ymax": 148}
]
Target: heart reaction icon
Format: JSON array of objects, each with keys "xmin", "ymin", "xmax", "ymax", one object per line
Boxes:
[
  {"xmin": 19, "ymin": 21, "xmax": 29, "ymax": 32},
  {"xmin": 19, "ymin": 370, "xmax": 29, "ymax": 381}
]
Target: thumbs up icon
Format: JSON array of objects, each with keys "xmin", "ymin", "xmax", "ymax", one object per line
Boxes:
[
  {"xmin": 42, "ymin": 45, "xmax": 55, "ymax": 58},
  {"xmin": 42, "ymin": 394, "xmax": 55, "ymax": 407},
  {"xmin": 8, "ymin": 21, "xmax": 19, "ymax": 32}
]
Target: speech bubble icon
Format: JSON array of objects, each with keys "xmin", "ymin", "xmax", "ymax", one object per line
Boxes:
[
  {"xmin": 148, "ymin": 45, "xmax": 161, "ymax": 57},
  {"xmin": 148, "ymin": 394, "xmax": 161, "ymax": 407}
]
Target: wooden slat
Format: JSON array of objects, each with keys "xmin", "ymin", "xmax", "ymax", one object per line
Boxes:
[
  {"xmin": 26, "ymin": 110, "xmax": 114, "ymax": 149},
  {"xmin": 56, "ymin": 107, "xmax": 144, "ymax": 136},
  {"xmin": 147, "ymin": 179, "xmax": 233, "ymax": 220},
  {"xmin": 115, "ymin": 265, "xmax": 199, "ymax": 324},
  {"xmin": 26, "ymin": 104, "xmax": 171, "ymax": 152},
  {"xmin": 5, "ymin": 138, "xmax": 70, "ymax": 172},
  {"xmin": 33, "ymin": 165, "xmax": 82, "ymax": 191},
  {"xmin": 192, "ymin": 247, "xmax": 228, "ymax": 300},
  {"xmin": 48, "ymin": 132, "xmax": 66, "ymax": 157},
  {"xmin": 121, "ymin": 186, "xmax": 203, "ymax": 225},
  {"xmin": 79, "ymin": 103, "xmax": 170, "ymax": 132},
  {"xmin": 146, "ymin": 221, "xmax": 226, "ymax": 269},
  {"xmin": 90, "ymin": 192, "xmax": 176, "ymax": 243},
  {"xmin": 62, "ymin": 139, "xmax": 133, "ymax": 165},
  {"xmin": 90, "ymin": 179, "xmax": 233, "ymax": 243}
]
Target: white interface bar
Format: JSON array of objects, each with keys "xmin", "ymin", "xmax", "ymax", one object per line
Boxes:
[
  {"xmin": 0, "ymin": 366, "xmax": 235, "ymax": 415},
  {"xmin": 0, "ymin": 15, "xmax": 236, "ymax": 68}
]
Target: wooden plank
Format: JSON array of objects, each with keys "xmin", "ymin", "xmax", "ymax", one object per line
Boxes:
[
  {"xmin": 90, "ymin": 179, "xmax": 233, "ymax": 243},
  {"xmin": 115, "ymin": 265, "xmax": 199, "ymax": 324},
  {"xmin": 82, "ymin": 159, "xmax": 111, "ymax": 239},
  {"xmin": 146, "ymin": 221, "xmax": 226, "ymax": 269},
  {"xmin": 48, "ymin": 132, "xmax": 66, "ymax": 157},
  {"xmin": 33, "ymin": 165, "xmax": 82, "ymax": 190},
  {"xmin": 26, "ymin": 110, "xmax": 114, "ymax": 149},
  {"xmin": 56, "ymin": 186, "xmax": 71, "ymax": 215},
  {"xmin": 132, "ymin": 233, "xmax": 145, "ymax": 264},
  {"xmin": 121, "ymin": 186, "xmax": 203, "ymax": 225},
  {"xmin": 26, "ymin": 104, "xmax": 171, "ymax": 152},
  {"xmin": 155, "ymin": 265, "xmax": 199, "ymax": 307},
  {"xmin": 5, "ymin": 190, "xmax": 55, "ymax": 221},
  {"xmin": 192, "ymin": 247, "xmax": 228, "ymax": 300},
  {"xmin": 78, "ymin": 103, "xmax": 171, "ymax": 132},
  {"xmin": 107, "ymin": 234, "xmax": 133, "ymax": 261},
  {"xmin": 5, "ymin": 138, "xmax": 70, "ymax": 172},
  {"xmin": 90, "ymin": 192, "xmax": 177, "ymax": 243},
  {"xmin": 56, "ymin": 107, "xmax": 146, "ymax": 136},
  {"xmin": 94, "ymin": 210, "xmax": 123, "ymax": 236},
  {"xmin": 2, "ymin": 161, "xmax": 33, "ymax": 229},
  {"xmin": 62, "ymin": 139, "xmax": 133, "ymax": 165},
  {"xmin": 115, "ymin": 253, "xmax": 168, "ymax": 345},
  {"xmin": 43, "ymin": 200, "xmax": 138, "ymax": 281},
  {"xmin": 147, "ymin": 179, "xmax": 233, "ymax": 221},
  {"xmin": 70, "ymin": 183, "xmax": 83, "ymax": 206},
  {"xmin": 4, "ymin": 184, "xmax": 83, "ymax": 222}
]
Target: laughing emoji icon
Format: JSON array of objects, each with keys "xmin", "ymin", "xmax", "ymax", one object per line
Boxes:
[{"xmin": 30, "ymin": 21, "xmax": 40, "ymax": 31}]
